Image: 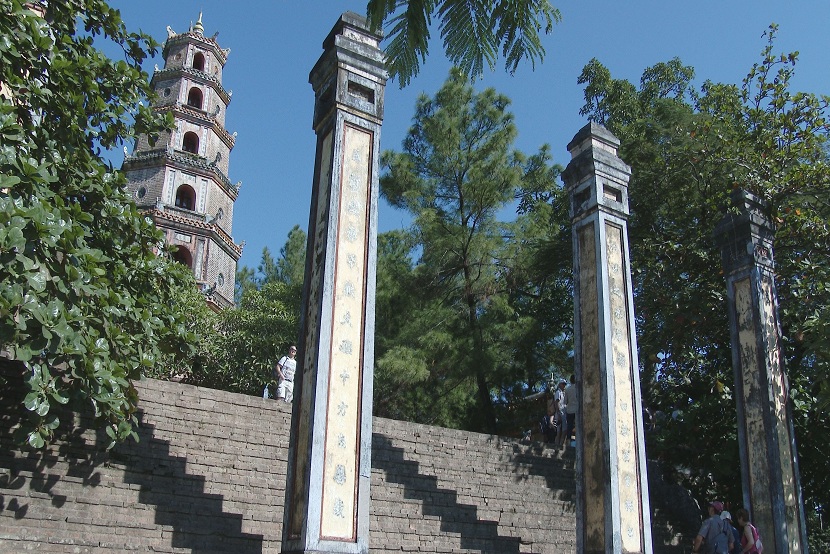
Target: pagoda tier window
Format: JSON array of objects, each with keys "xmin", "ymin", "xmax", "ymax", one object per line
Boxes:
[
  {"xmin": 192, "ymin": 52, "xmax": 206, "ymax": 71},
  {"xmin": 171, "ymin": 246, "xmax": 193, "ymax": 269},
  {"xmin": 187, "ymin": 87, "xmax": 203, "ymax": 109},
  {"xmin": 182, "ymin": 131, "xmax": 199, "ymax": 154},
  {"xmin": 175, "ymin": 184, "xmax": 196, "ymax": 211}
]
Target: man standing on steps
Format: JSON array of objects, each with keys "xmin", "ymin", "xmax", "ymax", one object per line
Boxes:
[
  {"xmin": 693, "ymin": 500, "xmax": 734, "ymax": 554},
  {"xmin": 275, "ymin": 345, "xmax": 297, "ymax": 403}
]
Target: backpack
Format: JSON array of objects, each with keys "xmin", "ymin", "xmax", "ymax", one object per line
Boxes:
[
  {"xmin": 728, "ymin": 523, "xmax": 741, "ymax": 554},
  {"xmin": 747, "ymin": 523, "xmax": 763, "ymax": 554},
  {"xmin": 539, "ymin": 414, "xmax": 558, "ymax": 442},
  {"xmin": 710, "ymin": 518, "xmax": 730, "ymax": 554}
]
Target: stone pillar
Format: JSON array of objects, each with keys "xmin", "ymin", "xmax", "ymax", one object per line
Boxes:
[
  {"xmin": 713, "ymin": 189, "xmax": 808, "ymax": 554},
  {"xmin": 562, "ymin": 122, "xmax": 653, "ymax": 554},
  {"xmin": 281, "ymin": 12, "xmax": 386, "ymax": 554}
]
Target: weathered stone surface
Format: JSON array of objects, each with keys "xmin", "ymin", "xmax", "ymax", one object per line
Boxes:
[
  {"xmin": 714, "ymin": 189, "xmax": 808, "ymax": 554},
  {"xmin": 0, "ymin": 361, "xmax": 577, "ymax": 553},
  {"xmin": 564, "ymin": 122, "xmax": 653, "ymax": 554},
  {"xmin": 282, "ymin": 11, "xmax": 387, "ymax": 554}
]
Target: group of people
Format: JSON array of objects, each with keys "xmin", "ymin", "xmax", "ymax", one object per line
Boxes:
[
  {"xmin": 263, "ymin": 345, "xmax": 297, "ymax": 403},
  {"xmin": 694, "ymin": 500, "xmax": 764, "ymax": 554}
]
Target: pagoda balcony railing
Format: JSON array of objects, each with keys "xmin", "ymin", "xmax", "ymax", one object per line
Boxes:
[
  {"xmin": 149, "ymin": 103, "xmax": 236, "ymax": 149},
  {"xmin": 148, "ymin": 200, "xmax": 243, "ymax": 258},
  {"xmin": 123, "ymin": 147, "xmax": 239, "ymax": 196},
  {"xmin": 163, "ymin": 31, "xmax": 229, "ymax": 66},
  {"xmin": 152, "ymin": 66, "xmax": 231, "ymax": 104},
  {"xmin": 155, "ymin": 201, "xmax": 209, "ymax": 223}
]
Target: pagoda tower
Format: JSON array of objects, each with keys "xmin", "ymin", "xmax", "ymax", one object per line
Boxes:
[{"xmin": 122, "ymin": 13, "xmax": 242, "ymax": 310}]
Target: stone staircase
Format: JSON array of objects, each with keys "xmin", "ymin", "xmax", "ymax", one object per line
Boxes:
[
  {"xmin": 0, "ymin": 360, "xmax": 576, "ymax": 552},
  {"xmin": 371, "ymin": 420, "xmax": 577, "ymax": 553},
  {"xmin": 0, "ymin": 359, "xmax": 693, "ymax": 553}
]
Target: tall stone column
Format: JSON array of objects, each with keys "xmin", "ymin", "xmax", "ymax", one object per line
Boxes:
[
  {"xmin": 282, "ymin": 12, "xmax": 386, "ymax": 554},
  {"xmin": 562, "ymin": 123, "xmax": 653, "ymax": 554},
  {"xmin": 713, "ymin": 189, "xmax": 808, "ymax": 554}
]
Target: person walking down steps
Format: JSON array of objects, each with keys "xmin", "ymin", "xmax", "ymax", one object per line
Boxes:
[{"xmin": 554, "ymin": 379, "xmax": 568, "ymax": 447}]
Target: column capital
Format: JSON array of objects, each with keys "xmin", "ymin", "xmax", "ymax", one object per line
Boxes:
[
  {"xmin": 562, "ymin": 122, "xmax": 631, "ymax": 222},
  {"xmin": 713, "ymin": 188, "xmax": 775, "ymax": 274},
  {"xmin": 309, "ymin": 12, "xmax": 387, "ymax": 130}
]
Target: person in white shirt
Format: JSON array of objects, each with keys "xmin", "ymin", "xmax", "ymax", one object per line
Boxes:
[
  {"xmin": 275, "ymin": 345, "xmax": 297, "ymax": 403},
  {"xmin": 563, "ymin": 374, "xmax": 578, "ymax": 447},
  {"xmin": 554, "ymin": 379, "xmax": 568, "ymax": 447}
]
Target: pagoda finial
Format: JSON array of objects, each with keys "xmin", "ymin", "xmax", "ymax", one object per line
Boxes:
[{"xmin": 193, "ymin": 11, "xmax": 204, "ymax": 35}]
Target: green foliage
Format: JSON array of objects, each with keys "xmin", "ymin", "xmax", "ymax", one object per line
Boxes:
[
  {"xmin": 174, "ymin": 236, "xmax": 304, "ymax": 396},
  {"xmin": 373, "ymin": 230, "xmax": 430, "ymax": 418},
  {"xmin": 234, "ymin": 264, "xmax": 257, "ymax": 304},
  {"xmin": 366, "ymin": 0, "xmax": 561, "ymax": 86},
  {"xmin": 236, "ymin": 227, "xmax": 307, "ymax": 304},
  {"xmin": 257, "ymin": 246, "xmax": 280, "ymax": 285},
  {"xmin": 377, "ymin": 70, "xmax": 569, "ymax": 433},
  {"xmin": 578, "ymin": 23, "xmax": 830, "ymax": 537},
  {"xmin": 0, "ymin": 0, "xmax": 192, "ymax": 449},
  {"xmin": 151, "ymin": 263, "xmax": 300, "ymax": 398},
  {"xmin": 147, "ymin": 267, "xmax": 220, "ymax": 384},
  {"xmin": 806, "ymin": 507, "xmax": 830, "ymax": 554},
  {"xmin": 374, "ymin": 229, "xmax": 479, "ymax": 425},
  {"xmin": 203, "ymin": 281, "xmax": 299, "ymax": 395},
  {"xmin": 276, "ymin": 225, "xmax": 307, "ymax": 288},
  {"xmin": 148, "ymin": 271, "xmax": 300, "ymax": 401}
]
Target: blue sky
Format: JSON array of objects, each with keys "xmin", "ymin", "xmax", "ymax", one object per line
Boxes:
[{"xmin": 106, "ymin": 1, "xmax": 830, "ymax": 272}]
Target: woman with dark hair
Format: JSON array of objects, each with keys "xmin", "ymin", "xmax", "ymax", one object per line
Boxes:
[{"xmin": 734, "ymin": 509, "xmax": 763, "ymax": 554}]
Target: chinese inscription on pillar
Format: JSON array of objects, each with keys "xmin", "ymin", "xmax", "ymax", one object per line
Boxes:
[
  {"xmin": 715, "ymin": 190, "xmax": 807, "ymax": 554},
  {"xmin": 282, "ymin": 11, "xmax": 386, "ymax": 554},
  {"xmin": 320, "ymin": 128, "xmax": 371, "ymax": 538}
]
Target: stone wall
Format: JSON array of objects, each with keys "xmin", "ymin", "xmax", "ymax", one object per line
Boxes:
[{"xmin": 0, "ymin": 361, "xmax": 578, "ymax": 553}]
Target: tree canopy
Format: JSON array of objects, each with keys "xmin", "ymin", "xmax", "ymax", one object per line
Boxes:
[
  {"xmin": 366, "ymin": 0, "xmax": 561, "ymax": 86},
  {"xmin": 377, "ymin": 70, "xmax": 570, "ymax": 433},
  {"xmin": 0, "ymin": 0, "xmax": 194, "ymax": 448},
  {"xmin": 577, "ymin": 25, "xmax": 830, "ymax": 548},
  {"xmin": 150, "ymin": 236, "xmax": 303, "ymax": 397},
  {"xmin": 375, "ymin": 25, "xmax": 830, "ymax": 548}
]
